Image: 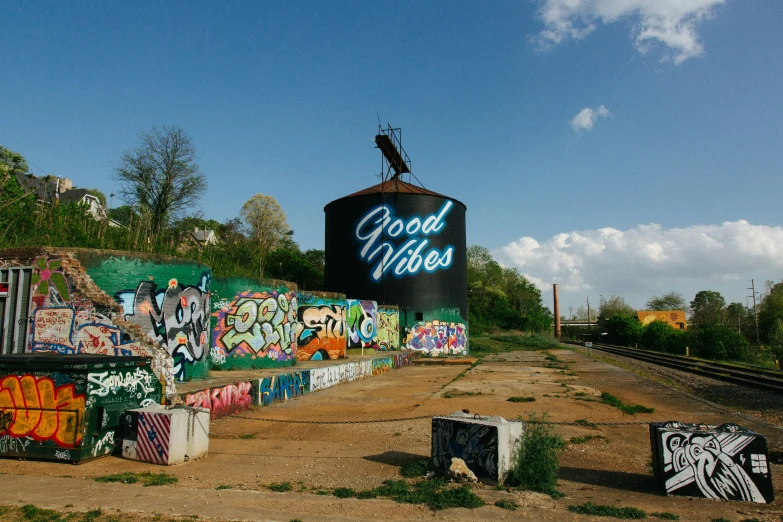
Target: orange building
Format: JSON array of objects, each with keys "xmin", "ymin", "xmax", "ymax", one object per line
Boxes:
[{"xmin": 637, "ymin": 310, "xmax": 687, "ymax": 331}]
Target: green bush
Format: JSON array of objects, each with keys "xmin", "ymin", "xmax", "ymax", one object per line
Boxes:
[
  {"xmin": 504, "ymin": 413, "xmax": 564, "ymax": 496},
  {"xmin": 400, "ymin": 459, "xmax": 430, "ymax": 478},
  {"xmin": 691, "ymin": 325, "xmax": 750, "ymax": 361},
  {"xmin": 604, "ymin": 315, "xmax": 643, "ymax": 347},
  {"xmin": 568, "ymin": 502, "xmax": 647, "ymax": 519}
]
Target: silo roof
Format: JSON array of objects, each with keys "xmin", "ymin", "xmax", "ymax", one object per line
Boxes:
[{"xmin": 328, "ymin": 178, "xmax": 466, "ymax": 209}]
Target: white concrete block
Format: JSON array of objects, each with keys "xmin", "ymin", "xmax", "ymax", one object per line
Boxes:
[
  {"xmin": 121, "ymin": 407, "xmax": 188, "ymax": 465},
  {"xmin": 184, "ymin": 407, "xmax": 210, "ymax": 460},
  {"xmin": 432, "ymin": 411, "xmax": 524, "ymax": 484}
]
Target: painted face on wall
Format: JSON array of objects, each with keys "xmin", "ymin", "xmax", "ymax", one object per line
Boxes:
[{"xmin": 354, "ymin": 201, "xmax": 455, "ymax": 282}]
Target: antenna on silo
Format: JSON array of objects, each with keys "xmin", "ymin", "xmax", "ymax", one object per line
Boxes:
[{"xmin": 375, "ymin": 122, "xmax": 411, "ymax": 183}]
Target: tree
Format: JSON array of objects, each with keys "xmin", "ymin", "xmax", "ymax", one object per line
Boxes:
[
  {"xmin": 598, "ymin": 296, "xmax": 635, "ymax": 321},
  {"xmin": 646, "ymin": 291, "xmax": 686, "ymax": 311},
  {"xmin": 574, "ymin": 305, "xmax": 598, "ymax": 322},
  {"xmin": 759, "ymin": 281, "xmax": 783, "ymax": 344},
  {"xmin": 240, "ymin": 193, "xmax": 290, "ymax": 276},
  {"xmin": 114, "ymin": 125, "xmax": 207, "ymax": 235},
  {"xmin": 690, "ymin": 290, "xmax": 726, "ymax": 329},
  {"xmin": 604, "ymin": 315, "xmax": 643, "ymax": 347}
]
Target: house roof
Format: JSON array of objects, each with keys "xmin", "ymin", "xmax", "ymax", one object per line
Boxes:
[
  {"xmin": 15, "ymin": 172, "xmax": 58, "ymax": 203},
  {"xmin": 59, "ymin": 188, "xmax": 93, "ymax": 204},
  {"xmin": 190, "ymin": 229, "xmax": 216, "ymax": 242}
]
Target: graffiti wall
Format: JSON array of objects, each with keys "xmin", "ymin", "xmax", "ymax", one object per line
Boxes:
[
  {"xmin": 404, "ymin": 320, "xmax": 467, "ymax": 356},
  {"xmin": 346, "ymin": 299, "xmax": 377, "ymax": 350},
  {"xmin": 259, "ymin": 371, "xmax": 310, "ymax": 405},
  {"xmin": 650, "ymin": 421, "xmax": 774, "ymax": 503},
  {"xmin": 432, "ymin": 417, "xmax": 498, "ymax": 481},
  {"xmin": 184, "ymin": 382, "xmax": 254, "ymax": 417},
  {"xmin": 25, "ymin": 252, "xmax": 174, "ymax": 392},
  {"xmin": 76, "ymin": 251, "xmax": 212, "ymax": 382},
  {"xmin": 0, "ymin": 357, "xmax": 161, "ymax": 461},
  {"xmin": 210, "ymin": 277, "xmax": 298, "ymax": 370},
  {"xmin": 376, "ymin": 305, "xmax": 400, "ymax": 350},
  {"xmin": 297, "ymin": 291, "xmax": 347, "ymax": 361}
]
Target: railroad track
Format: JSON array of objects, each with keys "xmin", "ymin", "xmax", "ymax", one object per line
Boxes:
[{"xmin": 563, "ymin": 341, "xmax": 783, "ymax": 395}]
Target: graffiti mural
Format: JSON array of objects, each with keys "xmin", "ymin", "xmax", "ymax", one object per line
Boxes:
[
  {"xmin": 211, "ymin": 290, "xmax": 298, "ymax": 367},
  {"xmin": 376, "ymin": 306, "xmax": 400, "ymax": 350},
  {"xmin": 184, "ymin": 382, "xmax": 253, "ymax": 417},
  {"xmin": 405, "ymin": 321, "xmax": 467, "ymax": 356},
  {"xmin": 297, "ymin": 292, "xmax": 347, "ymax": 361},
  {"xmin": 259, "ymin": 371, "xmax": 310, "ymax": 406},
  {"xmin": 354, "ymin": 200, "xmax": 455, "ymax": 281},
  {"xmin": 87, "ymin": 367, "xmax": 159, "ymax": 403},
  {"xmin": 116, "ymin": 272, "xmax": 210, "ymax": 381},
  {"xmin": 432, "ymin": 417, "xmax": 499, "ymax": 482},
  {"xmin": 650, "ymin": 422, "xmax": 774, "ymax": 503},
  {"xmin": 346, "ymin": 299, "xmax": 377, "ymax": 349},
  {"xmin": 0, "ymin": 374, "xmax": 85, "ymax": 447},
  {"xmin": 372, "ymin": 357, "xmax": 392, "ymax": 376}
]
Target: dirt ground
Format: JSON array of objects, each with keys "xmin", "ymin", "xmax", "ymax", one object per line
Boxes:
[{"xmin": 1, "ymin": 346, "xmax": 782, "ymax": 521}]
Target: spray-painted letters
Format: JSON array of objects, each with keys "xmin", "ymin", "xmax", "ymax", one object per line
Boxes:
[
  {"xmin": 406, "ymin": 321, "xmax": 467, "ymax": 355},
  {"xmin": 376, "ymin": 307, "xmax": 400, "ymax": 350},
  {"xmin": 184, "ymin": 382, "xmax": 253, "ymax": 417},
  {"xmin": 346, "ymin": 299, "xmax": 377, "ymax": 349},
  {"xmin": 259, "ymin": 372, "xmax": 310, "ymax": 405},
  {"xmin": 297, "ymin": 293, "xmax": 347, "ymax": 361}
]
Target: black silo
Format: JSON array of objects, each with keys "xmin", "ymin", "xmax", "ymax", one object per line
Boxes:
[{"xmin": 324, "ymin": 180, "xmax": 467, "ymax": 331}]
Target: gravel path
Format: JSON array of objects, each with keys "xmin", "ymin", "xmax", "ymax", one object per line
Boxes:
[{"xmin": 572, "ymin": 345, "xmax": 783, "ymax": 428}]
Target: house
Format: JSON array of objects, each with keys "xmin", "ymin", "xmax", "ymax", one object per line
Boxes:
[
  {"xmin": 189, "ymin": 227, "xmax": 218, "ymax": 247},
  {"xmin": 14, "ymin": 173, "xmax": 120, "ymax": 226}
]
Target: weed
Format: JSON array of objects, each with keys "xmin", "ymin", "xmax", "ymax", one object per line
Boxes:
[
  {"xmin": 333, "ymin": 487, "xmax": 356, "ymax": 498},
  {"xmin": 268, "ymin": 481, "xmax": 293, "ymax": 492},
  {"xmin": 544, "ymin": 353, "xmax": 561, "ymax": 362},
  {"xmin": 20, "ymin": 504, "xmax": 64, "ymax": 522},
  {"xmin": 394, "ymin": 432, "xmax": 401, "ymax": 436},
  {"xmin": 487, "ymin": 334, "xmax": 561, "ymax": 350},
  {"xmin": 442, "ymin": 390, "xmax": 482, "ymax": 399},
  {"xmin": 601, "ymin": 392, "xmax": 655, "ymax": 415},
  {"xmin": 504, "ymin": 413, "xmax": 564, "ymax": 497},
  {"xmin": 494, "ymin": 499, "xmax": 519, "ymax": 511},
  {"xmin": 400, "ymin": 459, "xmax": 430, "ymax": 478},
  {"xmin": 711, "ymin": 519, "xmax": 731, "ymax": 522},
  {"xmin": 740, "ymin": 518, "xmax": 763, "ymax": 522},
  {"xmin": 64, "ymin": 505, "xmax": 73, "ymax": 509},
  {"xmin": 238, "ymin": 433, "xmax": 257, "ymax": 439},
  {"xmin": 364, "ymin": 478, "xmax": 484, "ymax": 510},
  {"xmin": 216, "ymin": 484, "xmax": 232, "ymax": 490},
  {"xmin": 568, "ymin": 502, "xmax": 647, "ymax": 519},
  {"xmin": 569, "ymin": 435, "xmax": 607, "ymax": 444},
  {"xmin": 573, "ymin": 419, "xmax": 597, "ymax": 428},
  {"xmin": 651, "ymin": 513, "xmax": 679, "ymax": 520},
  {"xmin": 81, "ymin": 509, "xmax": 102, "ymax": 522},
  {"xmin": 315, "ymin": 490, "xmax": 329, "ymax": 495},
  {"xmin": 428, "ymin": 485, "xmax": 485, "ymax": 510},
  {"xmin": 574, "ymin": 392, "xmax": 587, "ymax": 396},
  {"xmin": 356, "ymin": 490, "xmax": 378, "ymax": 499},
  {"xmin": 94, "ymin": 471, "xmax": 177, "ymax": 487},
  {"xmin": 290, "ymin": 519, "xmax": 303, "ymax": 522},
  {"xmin": 507, "ymin": 396, "xmax": 536, "ymax": 403}
]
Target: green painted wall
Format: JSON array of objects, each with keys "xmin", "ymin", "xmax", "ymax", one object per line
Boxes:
[
  {"xmin": 210, "ymin": 276, "xmax": 298, "ymax": 370},
  {"xmin": 76, "ymin": 251, "xmax": 211, "ymax": 381}
]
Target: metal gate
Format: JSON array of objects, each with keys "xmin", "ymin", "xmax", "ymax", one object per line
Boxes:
[{"xmin": 0, "ymin": 267, "xmax": 32, "ymax": 354}]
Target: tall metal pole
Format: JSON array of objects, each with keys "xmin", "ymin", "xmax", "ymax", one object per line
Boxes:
[
  {"xmin": 586, "ymin": 297, "xmax": 591, "ymax": 336},
  {"xmin": 553, "ymin": 284, "xmax": 561, "ymax": 338},
  {"xmin": 750, "ymin": 279, "xmax": 760, "ymax": 342}
]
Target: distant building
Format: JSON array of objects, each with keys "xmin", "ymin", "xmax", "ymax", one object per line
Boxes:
[
  {"xmin": 14, "ymin": 173, "xmax": 120, "ymax": 227},
  {"xmin": 189, "ymin": 227, "xmax": 218, "ymax": 247},
  {"xmin": 637, "ymin": 310, "xmax": 687, "ymax": 331}
]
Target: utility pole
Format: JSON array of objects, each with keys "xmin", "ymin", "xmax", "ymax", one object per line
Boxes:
[
  {"xmin": 586, "ymin": 297, "xmax": 591, "ymax": 336},
  {"xmin": 749, "ymin": 279, "xmax": 760, "ymax": 342}
]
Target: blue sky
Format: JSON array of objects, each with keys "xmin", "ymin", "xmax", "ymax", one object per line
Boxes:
[{"xmin": 3, "ymin": 1, "xmax": 782, "ymax": 313}]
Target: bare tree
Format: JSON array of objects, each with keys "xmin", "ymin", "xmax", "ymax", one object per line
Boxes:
[{"xmin": 115, "ymin": 126, "xmax": 207, "ymax": 235}]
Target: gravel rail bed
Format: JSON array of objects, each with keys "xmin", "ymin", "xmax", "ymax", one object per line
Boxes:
[{"xmin": 572, "ymin": 345, "xmax": 783, "ymax": 429}]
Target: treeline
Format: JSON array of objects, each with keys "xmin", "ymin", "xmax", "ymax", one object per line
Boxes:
[
  {"xmin": 0, "ymin": 144, "xmax": 325, "ymax": 289},
  {"xmin": 596, "ymin": 290, "xmax": 783, "ymax": 366},
  {"xmin": 467, "ymin": 245, "xmax": 553, "ymax": 334}
]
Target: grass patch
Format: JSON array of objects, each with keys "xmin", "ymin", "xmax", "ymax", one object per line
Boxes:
[
  {"xmin": 601, "ymin": 392, "xmax": 655, "ymax": 415},
  {"xmin": 651, "ymin": 513, "xmax": 679, "ymax": 520},
  {"xmin": 268, "ymin": 481, "xmax": 293, "ymax": 492},
  {"xmin": 94, "ymin": 471, "xmax": 178, "ymax": 487},
  {"xmin": 20, "ymin": 504, "xmax": 64, "ymax": 522},
  {"xmin": 569, "ymin": 435, "xmax": 607, "ymax": 444},
  {"xmin": 507, "ymin": 396, "xmax": 536, "ymax": 403},
  {"xmin": 238, "ymin": 433, "xmax": 256, "ymax": 439},
  {"xmin": 487, "ymin": 333, "xmax": 561, "ymax": 350},
  {"xmin": 82, "ymin": 509, "xmax": 102, "ymax": 522},
  {"xmin": 400, "ymin": 459, "xmax": 430, "ymax": 478},
  {"xmin": 333, "ymin": 487, "xmax": 356, "ymax": 498},
  {"xmin": 215, "ymin": 484, "xmax": 232, "ymax": 490},
  {"xmin": 505, "ymin": 413, "xmax": 564, "ymax": 497},
  {"xmin": 568, "ymin": 502, "xmax": 647, "ymax": 519},
  {"xmin": 494, "ymin": 499, "xmax": 519, "ymax": 511},
  {"xmin": 573, "ymin": 419, "xmax": 597, "ymax": 428},
  {"xmin": 442, "ymin": 390, "xmax": 482, "ymax": 399}
]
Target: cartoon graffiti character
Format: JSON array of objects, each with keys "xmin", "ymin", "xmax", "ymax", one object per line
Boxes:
[{"xmin": 664, "ymin": 432, "xmax": 766, "ymax": 502}]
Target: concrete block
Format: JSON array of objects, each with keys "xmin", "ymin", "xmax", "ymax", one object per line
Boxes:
[
  {"xmin": 121, "ymin": 406, "xmax": 188, "ymax": 465},
  {"xmin": 184, "ymin": 407, "xmax": 210, "ymax": 460},
  {"xmin": 650, "ymin": 421, "xmax": 774, "ymax": 503},
  {"xmin": 432, "ymin": 412, "xmax": 524, "ymax": 484}
]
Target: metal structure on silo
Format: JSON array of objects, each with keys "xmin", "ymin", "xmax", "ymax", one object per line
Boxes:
[{"xmin": 324, "ymin": 125, "xmax": 468, "ymax": 355}]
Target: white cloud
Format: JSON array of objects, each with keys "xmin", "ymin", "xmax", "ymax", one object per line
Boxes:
[
  {"xmin": 535, "ymin": 0, "xmax": 725, "ymax": 64},
  {"xmin": 571, "ymin": 105, "xmax": 609, "ymax": 132},
  {"xmin": 492, "ymin": 220, "xmax": 783, "ymax": 311}
]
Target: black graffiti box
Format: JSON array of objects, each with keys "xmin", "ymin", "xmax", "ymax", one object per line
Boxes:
[
  {"xmin": 431, "ymin": 412, "xmax": 523, "ymax": 484},
  {"xmin": 649, "ymin": 421, "xmax": 774, "ymax": 503}
]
